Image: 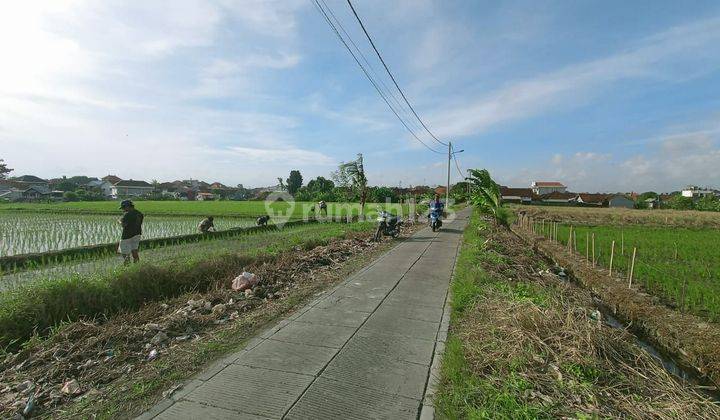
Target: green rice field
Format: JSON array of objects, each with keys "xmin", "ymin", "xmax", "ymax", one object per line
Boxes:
[
  {"xmin": 0, "ymin": 221, "xmax": 374, "ymax": 291},
  {"xmin": 535, "ymin": 222, "xmax": 720, "ymax": 320},
  {"xmin": 0, "ymin": 212, "xmax": 253, "ymax": 256},
  {"xmin": 0, "ymin": 200, "xmax": 421, "ymax": 218}
]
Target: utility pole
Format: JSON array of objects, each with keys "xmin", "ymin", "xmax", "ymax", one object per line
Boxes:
[{"xmin": 446, "ymin": 141, "xmax": 451, "ymax": 205}]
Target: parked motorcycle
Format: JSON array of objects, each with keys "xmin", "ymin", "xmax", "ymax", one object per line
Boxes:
[
  {"xmin": 374, "ymin": 210, "xmax": 403, "ymax": 241},
  {"xmin": 429, "ymin": 206, "xmax": 443, "ymax": 232}
]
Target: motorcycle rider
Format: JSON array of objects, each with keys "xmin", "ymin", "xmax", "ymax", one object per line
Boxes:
[
  {"xmin": 428, "ymin": 194, "xmax": 444, "ymax": 230},
  {"xmin": 430, "ymin": 194, "xmax": 445, "ymax": 214}
]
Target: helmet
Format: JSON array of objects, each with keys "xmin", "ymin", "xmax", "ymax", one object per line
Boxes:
[{"xmin": 119, "ymin": 199, "xmax": 134, "ymax": 209}]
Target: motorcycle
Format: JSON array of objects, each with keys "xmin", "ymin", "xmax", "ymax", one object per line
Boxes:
[
  {"xmin": 374, "ymin": 210, "xmax": 403, "ymax": 241},
  {"xmin": 429, "ymin": 206, "xmax": 443, "ymax": 232}
]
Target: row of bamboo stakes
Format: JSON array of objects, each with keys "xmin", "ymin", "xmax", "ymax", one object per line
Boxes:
[
  {"xmin": 515, "ymin": 213, "xmax": 692, "ymax": 312},
  {"xmin": 516, "ymin": 214, "xmax": 637, "ymax": 288}
]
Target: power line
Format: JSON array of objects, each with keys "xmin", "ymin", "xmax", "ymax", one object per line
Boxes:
[
  {"xmin": 452, "ymin": 149, "xmax": 464, "ymax": 179},
  {"xmin": 346, "ymin": 0, "xmax": 448, "ymax": 147},
  {"xmin": 319, "ymin": 0, "xmax": 425, "ymax": 135},
  {"xmin": 312, "ymin": 0, "xmax": 443, "ymax": 154}
]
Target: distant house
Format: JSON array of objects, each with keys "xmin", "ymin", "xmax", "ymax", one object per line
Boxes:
[
  {"xmin": 0, "ymin": 188, "xmax": 23, "ymax": 201},
  {"xmin": 87, "ymin": 180, "xmax": 113, "ymax": 197},
  {"xmin": 540, "ymin": 191, "xmax": 576, "ymax": 204},
  {"xmin": 12, "ymin": 175, "xmax": 50, "ymax": 193},
  {"xmin": 681, "ymin": 186, "xmax": 717, "ymax": 199},
  {"xmin": 196, "ymin": 192, "xmax": 215, "ymax": 201},
  {"xmin": 576, "ymin": 193, "xmax": 609, "ymax": 206},
  {"xmin": 500, "ymin": 186, "xmax": 534, "ymax": 204},
  {"xmin": 22, "ymin": 186, "xmax": 51, "ymax": 201},
  {"xmin": 0, "ymin": 180, "xmax": 27, "ymax": 194},
  {"xmin": 102, "ymin": 175, "xmax": 123, "ymax": 185},
  {"xmin": 531, "ymin": 181, "xmax": 566, "ymax": 196},
  {"xmin": 209, "ymin": 182, "xmax": 229, "ymax": 190},
  {"xmin": 608, "ymin": 195, "xmax": 634, "ymax": 209},
  {"xmin": 111, "ymin": 180, "xmax": 154, "ymax": 198}
]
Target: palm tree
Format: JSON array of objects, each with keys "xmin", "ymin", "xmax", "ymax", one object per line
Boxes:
[
  {"xmin": 338, "ymin": 153, "xmax": 368, "ymax": 214},
  {"xmin": 466, "ymin": 169, "xmax": 508, "ymax": 226}
]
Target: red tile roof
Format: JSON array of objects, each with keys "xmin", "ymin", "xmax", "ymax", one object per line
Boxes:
[
  {"xmin": 500, "ymin": 187, "xmax": 534, "ymax": 197},
  {"xmin": 577, "ymin": 193, "xmax": 609, "ymax": 204},
  {"xmin": 534, "ymin": 181, "xmax": 566, "ymax": 187},
  {"xmin": 540, "ymin": 191, "xmax": 576, "ymax": 200}
]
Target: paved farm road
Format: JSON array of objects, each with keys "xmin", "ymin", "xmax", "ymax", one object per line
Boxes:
[{"xmin": 139, "ymin": 208, "xmax": 471, "ymax": 420}]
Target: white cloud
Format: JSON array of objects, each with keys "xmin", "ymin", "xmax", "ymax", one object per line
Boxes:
[
  {"xmin": 498, "ymin": 129, "xmax": 720, "ymax": 193},
  {"xmin": 430, "ymin": 17, "xmax": 720, "ymax": 138}
]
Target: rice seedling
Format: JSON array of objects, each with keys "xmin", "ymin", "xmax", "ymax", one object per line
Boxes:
[{"xmin": 0, "ymin": 213, "xmax": 253, "ymax": 256}]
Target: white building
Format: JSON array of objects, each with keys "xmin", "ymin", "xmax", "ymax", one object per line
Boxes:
[
  {"xmin": 111, "ymin": 180, "xmax": 154, "ymax": 198},
  {"xmin": 531, "ymin": 181, "xmax": 567, "ymax": 196},
  {"xmin": 87, "ymin": 180, "xmax": 114, "ymax": 197},
  {"xmin": 681, "ymin": 186, "xmax": 716, "ymax": 199}
]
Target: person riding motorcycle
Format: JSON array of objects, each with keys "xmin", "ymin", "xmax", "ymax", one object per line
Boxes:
[{"xmin": 428, "ymin": 194, "xmax": 444, "ymax": 231}]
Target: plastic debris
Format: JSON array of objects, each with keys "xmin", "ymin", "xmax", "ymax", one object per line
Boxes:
[
  {"xmin": 147, "ymin": 349, "xmax": 159, "ymax": 361},
  {"xmin": 232, "ymin": 272, "xmax": 258, "ymax": 291},
  {"xmin": 61, "ymin": 379, "xmax": 80, "ymax": 395},
  {"xmin": 150, "ymin": 332, "xmax": 169, "ymax": 346},
  {"xmin": 22, "ymin": 393, "xmax": 35, "ymax": 417},
  {"xmin": 211, "ymin": 304, "xmax": 226, "ymax": 315}
]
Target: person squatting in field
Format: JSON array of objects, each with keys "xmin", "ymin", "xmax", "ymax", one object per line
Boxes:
[
  {"xmin": 256, "ymin": 215, "xmax": 270, "ymax": 226},
  {"xmin": 118, "ymin": 200, "xmax": 144, "ymax": 264},
  {"xmin": 198, "ymin": 216, "xmax": 215, "ymax": 233}
]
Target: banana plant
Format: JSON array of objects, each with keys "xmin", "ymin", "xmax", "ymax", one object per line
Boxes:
[{"xmin": 466, "ymin": 169, "xmax": 508, "ymax": 226}]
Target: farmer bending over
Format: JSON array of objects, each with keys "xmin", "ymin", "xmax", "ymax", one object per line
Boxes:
[
  {"xmin": 198, "ymin": 216, "xmax": 215, "ymax": 233},
  {"xmin": 256, "ymin": 215, "xmax": 270, "ymax": 226},
  {"xmin": 118, "ymin": 200, "xmax": 144, "ymax": 264}
]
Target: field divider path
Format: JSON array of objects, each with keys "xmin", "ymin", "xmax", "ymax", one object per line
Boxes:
[{"xmin": 138, "ymin": 208, "xmax": 471, "ymax": 420}]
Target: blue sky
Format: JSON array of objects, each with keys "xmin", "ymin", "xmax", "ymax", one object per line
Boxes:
[{"xmin": 1, "ymin": 0, "xmax": 719, "ymax": 192}]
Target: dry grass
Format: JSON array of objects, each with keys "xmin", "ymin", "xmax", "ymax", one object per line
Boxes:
[
  {"xmin": 0, "ymin": 231, "xmax": 398, "ymax": 419},
  {"xmin": 517, "ymin": 205, "xmax": 720, "ymax": 228},
  {"xmin": 526, "ymin": 230, "xmax": 720, "ymax": 388},
  {"xmin": 436, "ymin": 213, "xmax": 720, "ymax": 418}
]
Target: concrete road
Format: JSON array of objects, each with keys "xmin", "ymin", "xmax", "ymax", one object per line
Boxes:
[{"xmin": 139, "ymin": 208, "xmax": 470, "ymax": 420}]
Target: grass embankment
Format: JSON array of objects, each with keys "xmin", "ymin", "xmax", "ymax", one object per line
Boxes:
[
  {"xmin": 0, "ymin": 222, "xmax": 375, "ymax": 350},
  {"xmin": 435, "ymin": 211, "xmax": 719, "ymax": 418},
  {"xmin": 0, "ymin": 200, "xmax": 422, "ymax": 218}
]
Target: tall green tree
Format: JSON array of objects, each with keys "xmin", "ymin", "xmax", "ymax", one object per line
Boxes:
[
  {"xmin": 307, "ymin": 176, "xmax": 335, "ymax": 195},
  {"xmin": 372, "ymin": 186, "xmax": 397, "ymax": 203},
  {"xmin": 0, "ymin": 159, "xmax": 12, "ymax": 179},
  {"xmin": 286, "ymin": 170, "xmax": 303, "ymax": 195},
  {"xmin": 335, "ymin": 154, "xmax": 368, "ymax": 212}
]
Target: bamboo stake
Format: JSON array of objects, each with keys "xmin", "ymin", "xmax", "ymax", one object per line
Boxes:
[
  {"xmin": 628, "ymin": 247, "xmax": 637, "ymax": 288},
  {"xmin": 585, "ymin": 233, "xmax": 589, "ymax": 263},
  {"xmin": 592, "ymin": 233, "xmax": 596, "ymax": 267},
  {"xmin": 567, "ymin": 226, "xmax": 573, "ymax": 251},
  {"xmin": 609, "ymin": 240, "xmax": 615, "ymax": 276},
  {"xmin": 621, "ymin": 231, "xmax": 625, "ymax": 256},
  {"xmin": 680, "ymin": 277, "xmax": 688, "ymax": 313},
  {"xmin": 573, "ymin": 230, "xmax": 577, "ymax": 253}
]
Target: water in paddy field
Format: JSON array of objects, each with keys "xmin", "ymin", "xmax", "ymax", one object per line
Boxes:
[{"xmin": 0, "ymin": 213, "xmax": 255, "ymax": 256}]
